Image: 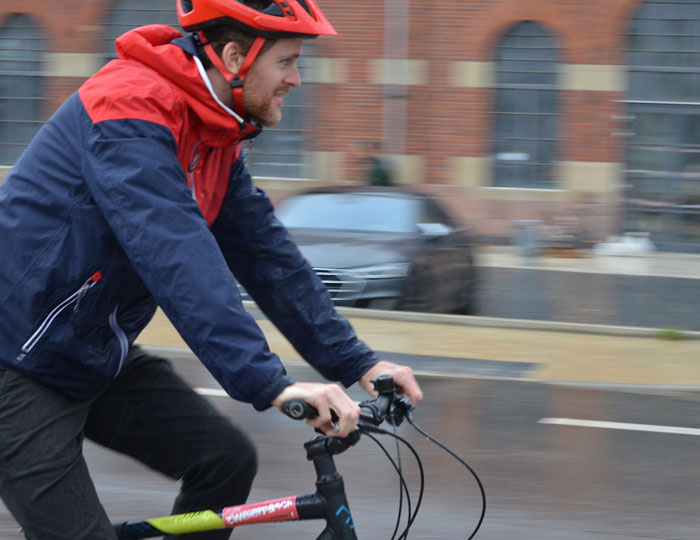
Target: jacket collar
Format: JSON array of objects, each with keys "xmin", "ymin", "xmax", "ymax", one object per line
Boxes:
[{"xmin": 115, "ymin": 25, "xmax": 262, "ymax": 146}]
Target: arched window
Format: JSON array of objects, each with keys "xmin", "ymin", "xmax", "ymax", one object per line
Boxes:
[
  {"xmin": 492, "ymin": 22, "xmax": 560, "ymax": 189},
  {"xmin": 0, "ymin": 13, "xmax": 44, "ymax": 166},
  {"xmin": 624, "ymin": 0, "xmax": 700, "ymax": 250}
]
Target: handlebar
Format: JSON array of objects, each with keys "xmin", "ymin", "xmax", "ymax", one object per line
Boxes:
[
  {"xmin": 280, "ymin": 375, "xmax": 414, "ymax": 432},
  {"xmin": 280, "ymin": 399, "xmax": 319, "ymax": 421}
]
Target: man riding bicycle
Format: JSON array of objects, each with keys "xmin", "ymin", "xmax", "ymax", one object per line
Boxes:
[{"xmin": 0, "ymin": 1, "xmax": 422, "ymax": 538}]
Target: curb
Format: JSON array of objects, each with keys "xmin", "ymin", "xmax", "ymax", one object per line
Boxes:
[{"xmin": 243, "ymin": 301, "xmax": 700, "ymax": 340}]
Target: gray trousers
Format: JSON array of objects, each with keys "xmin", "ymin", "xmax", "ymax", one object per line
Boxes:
[{"xmin": 0, "ymin": 346, "xmax": 257, "ymax": 539}]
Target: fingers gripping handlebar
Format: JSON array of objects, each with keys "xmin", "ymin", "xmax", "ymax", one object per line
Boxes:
[{"xmin": 281, "ymin": 375, "xmax": 414, "ymax": 429}]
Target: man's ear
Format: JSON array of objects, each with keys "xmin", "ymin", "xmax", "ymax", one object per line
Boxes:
[{"xmin": 221, "ymin": 41, "xmax": 245, "ymax": 75}]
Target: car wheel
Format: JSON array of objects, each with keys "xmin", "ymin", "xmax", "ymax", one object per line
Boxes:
[{"xmin": 456, "ymin": 263, "xmax": 478, "ymax": 315}]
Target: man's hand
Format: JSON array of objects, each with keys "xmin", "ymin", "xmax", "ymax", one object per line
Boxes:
[
  {"xmin": 359, "ymin": 360, "xmax": 423, "ymax": 405},
  {"xmin": 272, "ymin": 382, "xmax": 360, "ymax": 437}
]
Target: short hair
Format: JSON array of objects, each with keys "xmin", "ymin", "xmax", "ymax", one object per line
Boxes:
[{"xmin": 195, "ymin": 25, "xmax": 276, "ymax": 69}]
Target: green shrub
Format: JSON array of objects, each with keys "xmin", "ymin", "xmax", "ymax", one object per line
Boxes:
[{"xmin": 656, "ymin": 327, "xmax": 685, "ymax": 340}]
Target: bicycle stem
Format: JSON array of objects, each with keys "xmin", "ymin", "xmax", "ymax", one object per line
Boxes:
[{"xmin": 300, "ymin": 434, "xmax": 362, "ymax": 540}]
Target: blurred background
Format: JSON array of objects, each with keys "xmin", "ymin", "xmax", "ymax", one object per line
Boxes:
[
  {"xmin": 3, "ymin": 2, "xmax": 700, "ymax": 539},
  {"xmin": 3, "ymin": 0, "xmax": 700, "ymax": 251},
  {"xmin": 4, "ymin": 0, "xmax": 700, "ymax": 328}
]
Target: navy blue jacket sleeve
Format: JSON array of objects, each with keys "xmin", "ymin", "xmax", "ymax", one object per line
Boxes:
[
  {"xmin": 211, "ymin": 157, "xmax": 379, "ymax": 387},
  {"xmin": 82, "ymin": 118, "xmax": 293, "ymax": 410}
]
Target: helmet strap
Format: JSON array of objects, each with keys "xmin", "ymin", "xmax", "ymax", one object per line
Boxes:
[{"xmin": 198, "ymin": 32, "xmax": 267, "ymax": 120}]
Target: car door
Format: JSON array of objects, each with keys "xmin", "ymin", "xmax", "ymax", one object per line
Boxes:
[{"xmin": 417, "ymin": 197, "xmax": 475, "ymax": 313}]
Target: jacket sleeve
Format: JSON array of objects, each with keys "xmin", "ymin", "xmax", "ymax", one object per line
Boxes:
[
  {"xmin": 211, "ymin": 156, "xmax": 379, "ymax": 387},
  {"xmin": 82, "ymin": 118, "xmax": 293, "ymax": 410}
]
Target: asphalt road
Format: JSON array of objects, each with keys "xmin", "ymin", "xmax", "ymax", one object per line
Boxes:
[
  {"xmin": 3, "ymin": 357, "xmax": 700, "ymax": 539},
  {"xmin": 478, "ymin": 267, "xmax": 700, "ymax": 331}
]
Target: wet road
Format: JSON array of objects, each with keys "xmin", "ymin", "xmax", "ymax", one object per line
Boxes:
[
  {"xmin": 3, "ymin": 355, "xmax": 700, "ymax": 539},
  {"xmin": 479, "ymin": 267, "xmax": 700, "ymax": 331}
]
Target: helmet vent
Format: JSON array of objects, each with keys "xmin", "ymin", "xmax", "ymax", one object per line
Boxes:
[
  {"xmin": 260, "ymin": 1, "xmax": 285, "ymax": 17},
  {"xmin": 180, "ymin": 0, "xmax": 194, "ymax": 14},
  {"xmin": 297, "ymin": 0, "xmax": 312, "ymax": 16}
]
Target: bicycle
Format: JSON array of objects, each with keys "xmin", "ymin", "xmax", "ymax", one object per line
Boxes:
[{"xmin": 112, "ymin": 375, "xmax": 486, "ymax": 539}]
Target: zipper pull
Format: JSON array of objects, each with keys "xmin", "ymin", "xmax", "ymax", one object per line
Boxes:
[
  {"xmin": 74, "ymin": 271, "xmax": 103, "ymax": 313},
  {"xmin": 188, "ymin": 153, "xmax": 202, "ymax": 201},
  {"xmin": 80, "ymin": 271, "xmax": 103, "ymax": 296},
  {"xmin": 188, "ymin": 152, "xmax": 201, "ymax": 173}
]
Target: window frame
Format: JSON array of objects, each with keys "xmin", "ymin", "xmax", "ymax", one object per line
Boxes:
[
  {"xmin": 0, "ymin": 13, "xmax": 45, "ymax": 166},
  {"xmin": 623, "ymin": 0, "xmax": 700, "ymax": 251},
  {"xmin": 491, "ymin": 21, "xmax": 560, "ymax": 190}
]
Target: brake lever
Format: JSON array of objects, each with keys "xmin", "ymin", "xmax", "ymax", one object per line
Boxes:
[{"xmin": 388, "ymin": 394, "xmax": 414, "ymax": 427}]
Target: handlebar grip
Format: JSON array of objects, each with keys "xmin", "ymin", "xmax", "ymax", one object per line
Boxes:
[{"xmin": 281, "ymin": 400, "xmax": 319, "ymax": 420}]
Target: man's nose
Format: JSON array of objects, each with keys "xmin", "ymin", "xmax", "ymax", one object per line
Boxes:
[{"xmin": 285, "ymin": 65, "xmax": 302, "ymax": 88}]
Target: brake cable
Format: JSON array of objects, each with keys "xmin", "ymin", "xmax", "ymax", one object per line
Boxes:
[
  {"xmin": 391, "ymin": 421, "xmax": 407, "ymax": 540},
  {"xmin": 359, "ymin": 423, "xmax": 424, "ymax": 539},
  {"xmin": 363, "ymin": 432, "xmax": 414, "ymax": 540},
  {"xmin": 404, "ymin": 410, "xmax": 487, "ymax": 540},
  {"xmin": 351, "ymin": 379, "xmax": 486, "ymax": 540}
]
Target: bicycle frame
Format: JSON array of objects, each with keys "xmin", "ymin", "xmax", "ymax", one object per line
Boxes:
[{"xmin": 115, "ymin": 432, "xmax": 360, "ymax": 539}]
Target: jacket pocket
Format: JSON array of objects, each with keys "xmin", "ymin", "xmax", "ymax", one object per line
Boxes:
[{"xmin": 18, "ymin": 270, "xmax": 103, "ymax": 358}]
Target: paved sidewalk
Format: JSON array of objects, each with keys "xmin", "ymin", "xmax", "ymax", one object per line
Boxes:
[
  {"xmin": 478, "ymin": 245, "xmax": 700, "ymax": 280},
  {"xmin": 136, "ymin": 305, "xmax": 700, "ymax": 389}
]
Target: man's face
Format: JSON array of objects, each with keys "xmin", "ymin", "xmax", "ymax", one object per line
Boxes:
[{"xmin": 243, "ymin": 38, "xmax": 303, "ymax": 127}]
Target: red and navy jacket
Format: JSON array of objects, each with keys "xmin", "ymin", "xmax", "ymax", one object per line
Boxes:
[{"xmin": 0, "ymin": 25, "xmax": 377, "ymax": 409}]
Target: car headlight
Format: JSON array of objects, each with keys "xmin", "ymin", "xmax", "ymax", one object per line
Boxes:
[{"xmin": 352, "ymin": 262, "xmax": 411, "ymax": 279}]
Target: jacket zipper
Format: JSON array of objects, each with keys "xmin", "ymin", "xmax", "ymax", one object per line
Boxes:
[
  {"xmin": 109, "ymin": 305, "xmax": 129, "ymax": 376},
  {"xmin": 20, "ymin": 270, "xmax": 103, "ymax": 355},
  {"xmin": 188, "ymin": 140, "xmax": 204, "ymax": 200}
]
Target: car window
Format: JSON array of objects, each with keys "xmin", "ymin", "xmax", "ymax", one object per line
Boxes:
[
  {"xmin": 276, "ymin": 193, "xmax": 421, "ymax": 233},
  {"xmin": 421, "ymin": 198, "xmax": 454, "ymax": 226}
]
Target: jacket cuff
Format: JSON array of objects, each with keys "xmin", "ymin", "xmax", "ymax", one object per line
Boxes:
[
  {"xmin": 251, "ymin": 373, "xmax": 295, "ymax": 411},
  {"xmin": 340, "ymin": 353, "xmax": 380, "ymax": 388}
]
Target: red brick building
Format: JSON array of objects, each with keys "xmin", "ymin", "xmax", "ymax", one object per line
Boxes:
[{"xmin": 1, "ymin": 0, "xmax": 698, "ymax": 249}]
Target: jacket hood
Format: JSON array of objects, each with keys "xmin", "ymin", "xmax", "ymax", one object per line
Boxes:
[{"xmin": 115, "ymin": 24, "xmax": 260, "ymax": 146}]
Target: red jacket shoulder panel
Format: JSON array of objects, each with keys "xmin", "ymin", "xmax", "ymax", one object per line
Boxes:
[{"xmin": 79, "ymin": 61, "xmax": 185, "ymax": 140}]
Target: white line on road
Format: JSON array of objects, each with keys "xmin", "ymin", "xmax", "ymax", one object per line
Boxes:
[
  {"xmin": 195, "ymin": 387, "xmax": 228, "ymax": 397},
  {"xmin": 539, "ymin": 417, "xmax": 700, "ymax": 437}
]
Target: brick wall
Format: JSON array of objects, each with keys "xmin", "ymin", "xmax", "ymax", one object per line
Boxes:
[
  {"xmin": 305, "ymin": 0, "xmax": 642, "ymax": 242},
  {"xmin": 1, "ymin": 0, "xmax": 645, "ymax": 244}
]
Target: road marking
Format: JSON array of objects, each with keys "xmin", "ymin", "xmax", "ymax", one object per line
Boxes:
[
  {"xmin": 195, "ymin": 387, "xmax": 228, "ymax": 397},
  {"xmin": 539, "ymin": 417, "xmax": 700, "ymax": 437}
]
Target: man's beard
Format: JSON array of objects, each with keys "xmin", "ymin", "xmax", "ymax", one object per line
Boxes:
[
  {"xmin": 243, "ymin": 83, "xmax": 285, "ymax": 127},
  {"xmin": 245, "ymin": 98, "xmax": 281, "ymax": 127}
]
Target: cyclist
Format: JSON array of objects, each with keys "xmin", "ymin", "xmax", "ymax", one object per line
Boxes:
[{"xmin": 0, "ymin": 1, "xmax": 423, "ymax": 538}]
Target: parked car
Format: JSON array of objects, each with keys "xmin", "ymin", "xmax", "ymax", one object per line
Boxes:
[{"xmin": 258, "ymin": 186, "xmax": 478, "ymax": 314}]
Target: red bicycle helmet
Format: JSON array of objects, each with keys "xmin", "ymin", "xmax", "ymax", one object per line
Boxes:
[{"xmin": 177, "ymin": 0, "xmax": 337, "ymax": 38}]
